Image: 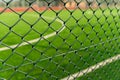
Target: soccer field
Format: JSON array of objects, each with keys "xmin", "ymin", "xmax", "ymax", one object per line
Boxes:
[{"xmin": 0, "ymin": 8, "xmax": 120, "ymax": 80}]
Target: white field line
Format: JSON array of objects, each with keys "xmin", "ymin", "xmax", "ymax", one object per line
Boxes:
[
  {"xmin": 0, "ymin": 17, "xmax": 65, "ymax": 51},
  {"xmin": 61, "ymin": 54, "xmax": 120, "ymax": 80}
]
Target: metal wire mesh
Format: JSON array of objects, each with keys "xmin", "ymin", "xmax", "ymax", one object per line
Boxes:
[{"xmin": 0, "ymin": 0, "xmax": 120, "ymax": 80}]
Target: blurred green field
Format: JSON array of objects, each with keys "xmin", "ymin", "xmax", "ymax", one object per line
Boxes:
[{"xmin": 0, "ymin": 8, "xmax": 120, "ymax": 80}]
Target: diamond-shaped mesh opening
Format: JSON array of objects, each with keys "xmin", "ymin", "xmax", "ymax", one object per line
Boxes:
[
  {"xmin": 0, "ymin": 0, "xmax": 120, "ymax": 80},
  {"xmin": 0, "ymin": 12, "xmax": 19, "ymax": 26},
  {"xmin": 1, "ymin": 32, "xmax": 22, "ymax": 45}
]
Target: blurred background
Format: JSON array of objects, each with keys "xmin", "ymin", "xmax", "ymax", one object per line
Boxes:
[{"xmin": 0, "ymin": 0, "xmax": 120, "ymax": 9}]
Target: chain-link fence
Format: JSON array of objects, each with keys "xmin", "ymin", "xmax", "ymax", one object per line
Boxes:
[{"xmin": 0, "ymin": 0, "xmax": 120, "ymax": 80}]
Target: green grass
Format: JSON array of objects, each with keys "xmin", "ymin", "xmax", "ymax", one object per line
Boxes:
[
  {"xmin": 0, "ymin": 8, "xmax": 120, "ymax": 80},
  {"xmin": 77, "ymin": 60, "xmax": 120, "ymax": 80},
  {"xmin": 0, "ymin": 12, "xmax": 61, "ymax": 46}
]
